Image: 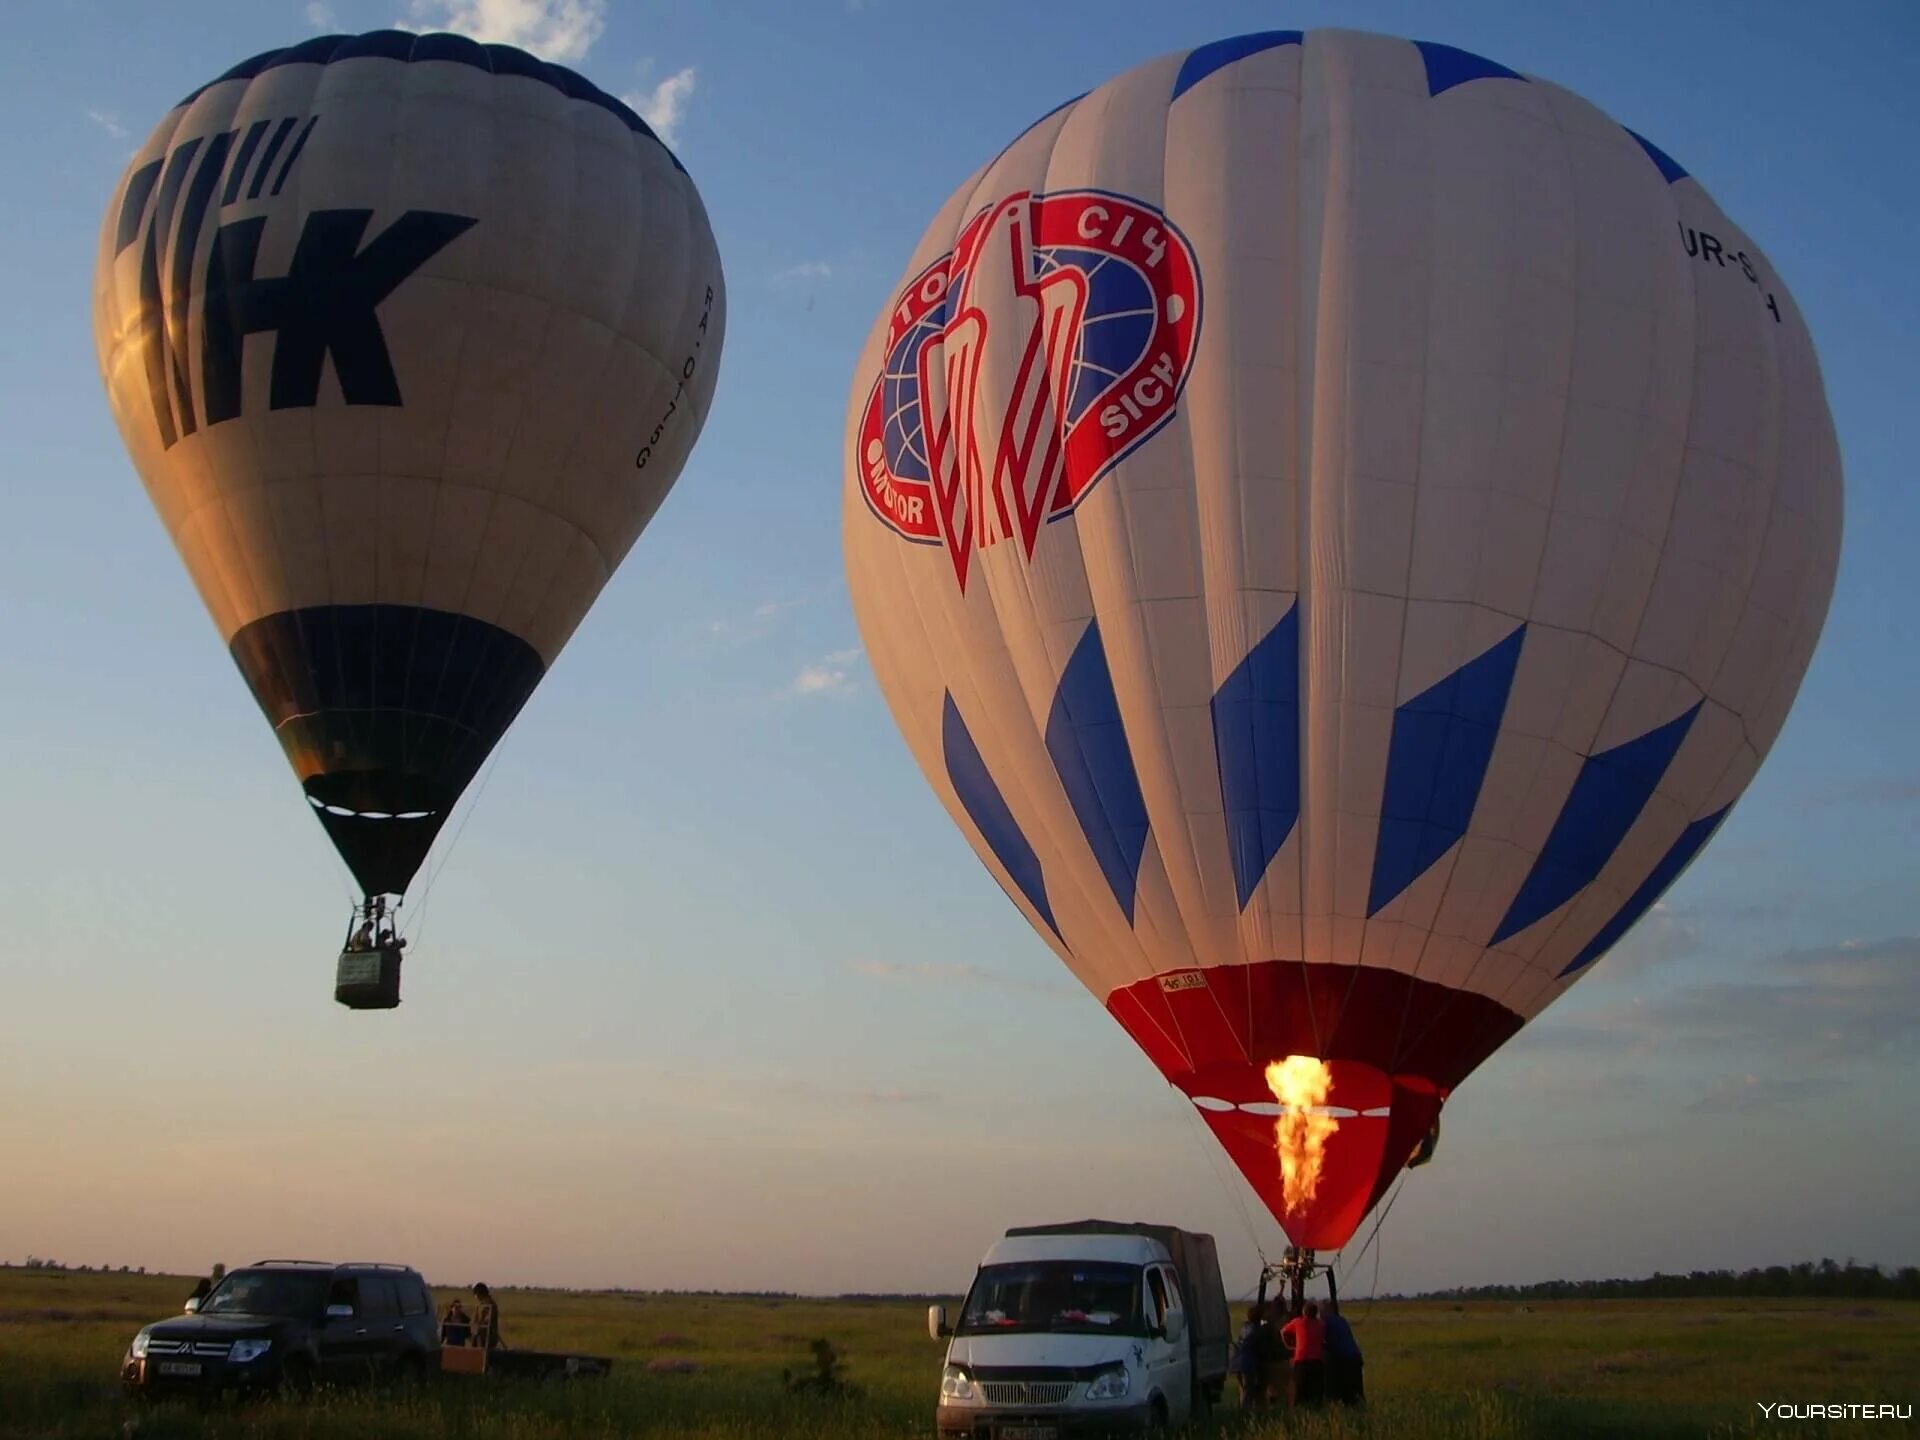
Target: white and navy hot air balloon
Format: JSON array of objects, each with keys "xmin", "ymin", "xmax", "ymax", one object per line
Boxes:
[
  {"xmin": 94, "ymin": 31, "xmax": 725, "ymax": 1007},
  {"xmin": 844, "ymin": 31, "xmax": 1840, "ymax": 1255}
]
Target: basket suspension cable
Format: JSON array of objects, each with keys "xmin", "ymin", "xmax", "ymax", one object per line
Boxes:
[
  {"xmin": 1172, "ymin": 1084, "xmax": 1266, "ymax": 1265},
  {"xmin": 404, "ymin": 744, "xmax": 505, "ymax": 947}
]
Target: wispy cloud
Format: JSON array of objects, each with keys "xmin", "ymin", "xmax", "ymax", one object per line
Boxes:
[
  {"xmin": 87, "ymin": 110, "xmax": 128, "ymax": 140},
  {"xmin": 399, "ymin": 0, "xmax": 606, "ymax": 61},
  {"xmin": 1529, "ymin": 935, "xmax": 1920, "ymax": 1074},
  {"xmin": 774, "ymin": 261, "xmax": 833, "ymax": 284},
  {"xmin": 305, "ymin": 1, "xmax": 336, "ymax": 26},
  {"xmin": 847, "ymin": 958, "xmax": 1078, "ymax": 999},
  {"xmin": 791, "ymin": 665, "xmax": 854, "ymax": 697},
  {"xmin": 622, "ymin": 66, "xmax": 696, "ymax": 148},
  {"xmin": 788, "ymin": 647, "xmax": 865, "ymax": 698},
  {"xmin": 701, "ymin": 599, "xmax": 802, "ymax": 647}
]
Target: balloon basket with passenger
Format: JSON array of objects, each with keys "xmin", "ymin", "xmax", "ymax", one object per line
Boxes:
[{"xmin": 335, "ymin": 896, "xmax": 407, "ymax": 1011}]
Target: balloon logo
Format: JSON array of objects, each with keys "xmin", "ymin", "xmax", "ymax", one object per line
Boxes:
[
  {"xmin": 845, "ymin": 30, "xmax": 1842, "ymax": 1252},
  {"xmin": 94, "ymin": 31, "xmax": 725, "ymax": 988},
  {"xmin": 855, "ymin": 190, "xmax": 1199, "ymax": 590}
]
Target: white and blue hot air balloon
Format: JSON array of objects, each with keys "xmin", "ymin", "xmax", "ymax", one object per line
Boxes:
[
  {"xmin": 844, "ymin": 30, "xmax": 1841, "ymax": 1252},
  {"xmin": 94, "ymin": 31, "xmax": 725, "ymax": 1007}
]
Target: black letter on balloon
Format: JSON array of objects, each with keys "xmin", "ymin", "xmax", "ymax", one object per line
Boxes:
[{"xmin": 200, "ymin": 208, "xmax": 476, "ymax": 426}]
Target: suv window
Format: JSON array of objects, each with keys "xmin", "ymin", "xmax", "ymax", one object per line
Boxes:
[
  {"xmin": 400, "ymin": 1278, "xmax": 430, "ymax": 1316},
  {"xmin": 326, "ymin": 1277, "xmax": 360, "ymax": 1314},
  {"xmin": 358, "ymin": 1275, "xmax": 401, "ymax": 1319}
]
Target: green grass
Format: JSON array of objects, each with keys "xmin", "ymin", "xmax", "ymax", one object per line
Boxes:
[{"xmin": 1, "ymin": 1268, "xmax": 1914, "ymax": 1439}]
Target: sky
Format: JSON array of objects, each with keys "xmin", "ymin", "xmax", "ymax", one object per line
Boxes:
[{"xmin": 1, "ymin": 0, "xmax": 1916, "ymax": 1301}]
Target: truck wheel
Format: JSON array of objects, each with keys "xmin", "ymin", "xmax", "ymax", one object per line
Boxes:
[
  {"xmin": 1148, "ymin": 1396, "xmax": 1170, "ymax": 1431},
  {"xmin": 278, "ymin": 1355, "xmax": 315, "ymax": 1396}
]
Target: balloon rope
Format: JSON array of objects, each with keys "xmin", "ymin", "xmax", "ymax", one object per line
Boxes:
[
  {"xmin": 404, "ymin": 744, "xmax": 504, "ymax": 949},
  {"xmin": 1334, "ymin": 1173, "xmax": 1405, "ymax": 1321},
  {"xmin": 1171, "ymin": 1084, "xmax": 1268, "ymax": 1278}
]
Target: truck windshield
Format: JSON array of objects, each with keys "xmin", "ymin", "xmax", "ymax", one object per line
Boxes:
[
  {"xmin": 199, "ymin": 1270, "xmax": 331, "ymax": 1319},
  {"xmin": 957, "ymin": 1261, "xmax": 1143, "ymax": 1336}
]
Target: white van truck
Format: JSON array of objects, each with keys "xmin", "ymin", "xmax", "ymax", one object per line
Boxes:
[{"xmin": 928, "ymin": 1219, "xmax": 1231, "ymax": 1437}]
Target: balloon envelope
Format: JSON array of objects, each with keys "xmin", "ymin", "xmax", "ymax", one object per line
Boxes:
[
  {"xmin": 843, "ymin": 30, "xmax": 1840, "ymax": 1250},
  {"xmin": 95, "ymin": 31, "xmax": 725, "ymax": 897}
]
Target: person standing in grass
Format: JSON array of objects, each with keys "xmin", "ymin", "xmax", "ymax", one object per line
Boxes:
[
  {"xmin": 1279, "ymin": 1299, "xmax": 1327, "ymax": 1408},
  {"xmin": 1322, "ymin": 1298, "xmax": 1364, "ymax": 1404},
  {"xmin": 1231, "ymin": 1303, "xmax": 1268, "ymax": 1410},
  {"xmin": 472, "ymin": 1283, "xmax": 504, "ymax": 1350}
]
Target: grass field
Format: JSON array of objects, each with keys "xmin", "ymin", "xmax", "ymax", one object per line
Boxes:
[{"xmin": 0, "ymin": 1268, "xmax": 1913, "ymax": 1439}]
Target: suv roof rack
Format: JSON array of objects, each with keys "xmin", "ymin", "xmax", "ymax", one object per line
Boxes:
[
  {"xmin": 340, "ymin": 1262, "xmax": 417, "ymax": 1272},
  {"xmin": 250, "ymin": 1259, "xmax": 334, "ymax": 1267}
]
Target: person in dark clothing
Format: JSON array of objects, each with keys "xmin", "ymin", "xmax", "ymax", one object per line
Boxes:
[
  {"xmin": 471, "ymin": 1283, "xmax": 504, "ymax": 1350},
  {"xmin": 441, "ymin": 1297, "xmax": 472, "ymax": 1347},
  {"xmin": 187, "ymin": 1277, "xmax": 212, "ymax": 1307},
  {"xmin": 1322, "ymin": 1298, "xmax": 1364, "ymax": 1404},
  {"xmin": 1231, "ymin": 1303, "xmax": 1267, "ymax": 1410},
  {"xmin": 1279, "ymin": 1299, "xmax": 1327, "ymax": 1408}
]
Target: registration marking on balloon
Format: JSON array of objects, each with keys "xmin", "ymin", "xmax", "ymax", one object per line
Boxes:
[{"xmin": 857, "ymin": 190, "xmax": 1200, "ymax": 590}]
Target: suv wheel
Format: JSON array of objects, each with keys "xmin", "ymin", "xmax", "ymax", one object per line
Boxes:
[{"xmin": 278, "ymin": 1354, "xmax": 316, "ymax": 1396}]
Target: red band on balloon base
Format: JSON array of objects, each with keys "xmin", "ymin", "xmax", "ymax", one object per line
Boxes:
[{"xmin": 1106, "ymin": 961, "xmax": 1523, "ymax": 1249}]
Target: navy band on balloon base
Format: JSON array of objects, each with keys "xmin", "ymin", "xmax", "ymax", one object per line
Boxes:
[{"xmin": 229, "ymin": 604, "xmax": 545, "ymax": 895}]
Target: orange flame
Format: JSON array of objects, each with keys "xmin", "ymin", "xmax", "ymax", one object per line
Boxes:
[{"xmin": 1265, "ymin": 1055, "xmax": 1340, "ymax": 1215}]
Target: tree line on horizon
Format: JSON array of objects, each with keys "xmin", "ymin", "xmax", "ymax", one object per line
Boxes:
[
  {"xmin": 10, "ymin": 1256, "xmax": 1915, "ymax": 1301},
  {"xmin": 1395, "ymin": 1259, "xmax": 1919, "ymax": 1302}
]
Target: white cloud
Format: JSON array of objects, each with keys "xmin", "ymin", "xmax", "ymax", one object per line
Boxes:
[
  {"xmin": 774, "ymin": 261, "xmax": 833, "ymax": 284},
  {"xmin": 788, "ymin": 647, "xmax": 865, "ymax": 698},
  {"xmin": 305, "ymin": 1, "xmax": 336, "ymax": 26},
  {"xmin": 622, "ymin": 66, "xmax": 696, "ymax": 147},
  {"xmin": 791, "ymin": 664, "xmax": 854, "ymax": 697},
  {"xmin": 87, "ymin": 109, "xmax": 128, "ymax": 140},
  {"xmin": 702, "ymin": 598, "xmax": 801, "ymax": 646},
  {"xmin": 400, "ymin": 0, "xmax": 606, "ymax": 61}
]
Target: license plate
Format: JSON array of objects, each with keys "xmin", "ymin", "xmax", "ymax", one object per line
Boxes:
[
  {"xmin": 157, "ymin": 1361, "xmax": 202, "ymax": 1377},
  {"xmin": 999, "ymin": 1428, "xmax": 1058, "ymax": 1440}
]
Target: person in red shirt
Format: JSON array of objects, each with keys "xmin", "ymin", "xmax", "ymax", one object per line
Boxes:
[{"xmin": 1279, "ymin": 1299, "xmax": 1328, "ymax": 1408}]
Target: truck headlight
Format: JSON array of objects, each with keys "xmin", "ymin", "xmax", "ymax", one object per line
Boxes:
[
  {"xmin": 940, "ymin": 1365, "xmax": 976, "ymax": 1401},
  {"xmin": 229, "ymin": 1339, "xmax": 272, "ymax": 1363},
  {"xmin": 130, "ymin": 1329, "xmax": 152, "ymax": 1359},
  {"xmin": 1085, "ymin": 1366, "xmax": 1130, "ymax": 1400}
]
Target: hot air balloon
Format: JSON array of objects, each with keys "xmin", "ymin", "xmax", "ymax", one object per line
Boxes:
[
  {"xmin": 94, "ymin": 31, "xmax": 725, "ymax": 1008},
  {"xmin": 844, "ymin": 30, "xmax": 1840, "ymax": 1269}
]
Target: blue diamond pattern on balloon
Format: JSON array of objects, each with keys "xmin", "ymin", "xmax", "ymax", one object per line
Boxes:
[
  {"xmin": 1413, "ymin": 40, "xmax": 1527, "ymax": 97},
  {"xmin": 1047, "ymin": 621, "xmax": 1151, "ymax": 923},
  {"xmin": 1212, "ymin": 605, "xmax": 1301, "ymax": 910},
  {"xmin": 1368, "ymin": 625, "xmax": 1526, "ymax": 916},
  {"xmin": 943, "ymin": 693, "xmax": 1060, "ymax": 941},
  {"xmin": 1558, "ymin": 805, "xmax": 1729, "ymax": 977},
  {"xmin": 1491, "ymin": 701, "xmax": 1704, "ymax": 946},
  {"xmin": 1172, "ymin": 32, "xmax": 1304, "ymax": 101}
]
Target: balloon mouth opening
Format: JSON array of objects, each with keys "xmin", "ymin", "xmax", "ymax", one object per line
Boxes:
[{"xmin": 1183, "ymin": 1058, "xmax": 1444, "ymax": 1251}]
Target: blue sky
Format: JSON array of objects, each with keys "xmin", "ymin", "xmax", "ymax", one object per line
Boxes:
[{"xmin": 0, "ymin": 0, "xmax": 1915, "ymax": 1297}]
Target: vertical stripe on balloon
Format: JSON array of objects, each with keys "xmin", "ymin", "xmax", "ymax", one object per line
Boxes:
[
  {"xmin": 943, "ymin": 694, "xmax": 1061, "ymax": 941},
  {"xmin": 1491, "ymin": 702, "xmax": 1704, "ymax": 945},
  {"xmin": 1368, "ymin": 626, "xmax": 1526, "ymax": 915},
  {"xmin": 1558, "ymin": 806, "xmax": 1730, "ymax": 976},
  {"xmin": 1212, "ymin": 605, "xmax": 1301, "ymax": 909},
  {"xmin": 1045, "ymin": 621, "xmax": 1151, "ymax": 923}
]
